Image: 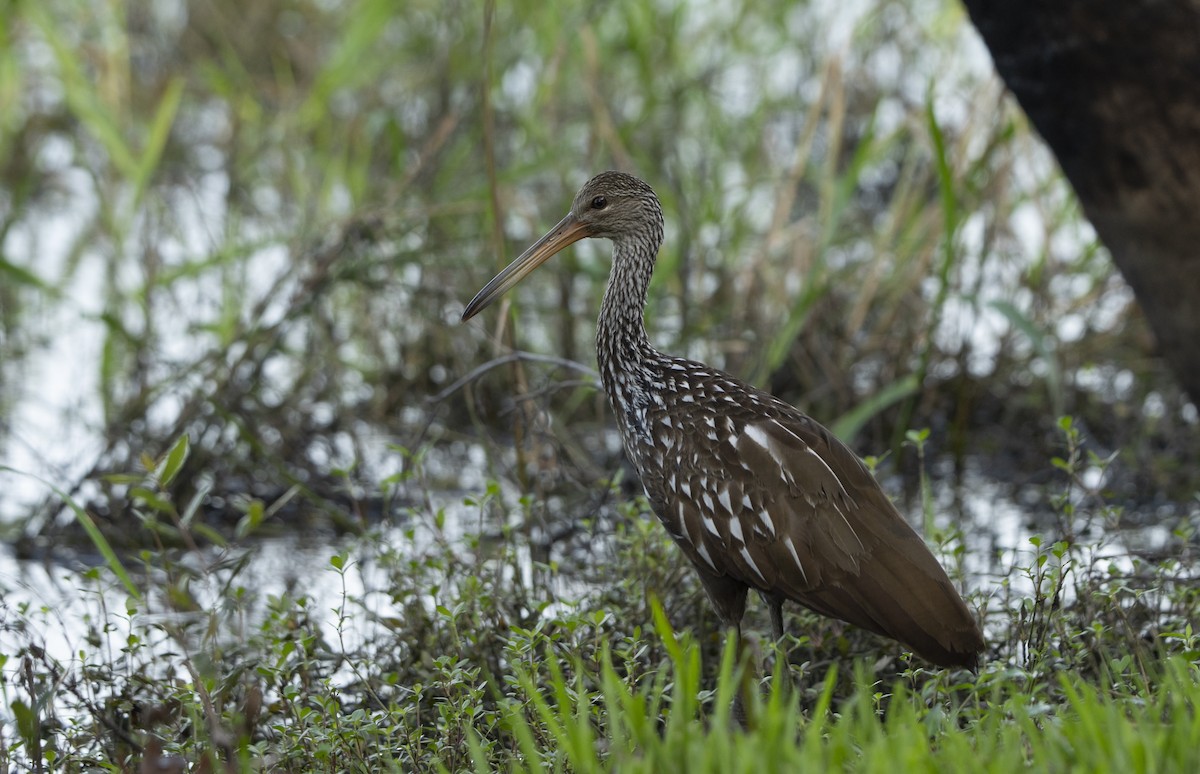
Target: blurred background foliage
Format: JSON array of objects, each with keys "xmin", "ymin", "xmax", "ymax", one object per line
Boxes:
[
  {"xmin": 1, "ymin": 1, "xmax": 1198, "ymax": 769},
  {"xmin": 0, "ymin": 0, "xmax": 1194, "ymax": 542}
]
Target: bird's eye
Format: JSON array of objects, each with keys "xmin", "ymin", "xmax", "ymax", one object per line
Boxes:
[{"xmin": 590, "ymin": 195, "xmax": 608, "ymax": 210}]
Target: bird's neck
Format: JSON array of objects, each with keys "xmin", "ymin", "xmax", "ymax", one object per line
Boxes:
[{"xmin": 596, "ymin": 237, "xmax": 657, "ymax": 392}]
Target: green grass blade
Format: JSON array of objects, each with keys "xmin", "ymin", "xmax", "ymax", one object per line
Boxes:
[
  {"xmin": 0, "ymin": 466, "xmax": 141, "ymax": 600},
  {"xmin": 892, "ymin": 95, "xmax": 963, "ymax": 450},
  {"xmin": 0, "ymin": 257, "xmax": 56, "ymax": 293},
  {"xmin": 133, "ymin": 76, "xmax": 185, "ymax": 208},
  {"xmin": 27, "ymin": 6, "xmax": 137, "ymax": 180},
  {"xmin": 989, "ymin": 298, "xmax": 1064, "ymax": 417},
  {"xmin": 830, "ymin": 373, "xmax": 919, "ymax": 440}
]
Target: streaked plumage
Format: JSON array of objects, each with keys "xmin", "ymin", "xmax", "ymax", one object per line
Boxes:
[{"xmin": 462, "ymin": 171, "xmax": 984, "ymax": 668}]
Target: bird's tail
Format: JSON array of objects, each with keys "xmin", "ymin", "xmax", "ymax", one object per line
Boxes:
[{"xmin": 794, "ymin": 520, "xmax": 985, "ymax": 668}]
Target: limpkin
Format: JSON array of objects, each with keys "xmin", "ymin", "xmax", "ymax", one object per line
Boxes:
[{"xmin": 462, "ymin": 171, "xmax": 984, "ymax": 668}]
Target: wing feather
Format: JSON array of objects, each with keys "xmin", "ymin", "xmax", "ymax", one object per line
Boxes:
[{"xmin": 637, "ymin": 365, "xmax": 983, "ymax": 666}]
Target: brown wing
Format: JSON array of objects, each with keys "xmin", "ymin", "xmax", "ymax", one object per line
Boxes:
[{"xmin": 647, "ymin": 399, "xmax": 983, "ymax": 667}]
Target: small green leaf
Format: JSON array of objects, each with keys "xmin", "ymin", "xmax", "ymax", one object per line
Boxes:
[
  {"xmin": 157, "ymin": 434, "xmax": 190, "ymax": 488},
  {"xmin": 130, "ymin": 487, "xmax": 174, "ymax": 514},
  {"xmin": 236, "ymin": 499, "xmax": 265, "ymax": 539},
  {"xmin": 11, "ymin": 699, "xmax": 37, "ymax": 745},
  {"xmin": 905, "ymin": 428, "xmax": 930, "ymax": 445}
]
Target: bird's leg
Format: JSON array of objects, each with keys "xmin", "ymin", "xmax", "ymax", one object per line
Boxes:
[
  {"xmin": 698, "ymin": 576, "xmax": 752, "ymax": 729},
  {"xmin": 728, "ymin": 622, "xmax": 753, "ymax": 730},
  {"xmin": 759, "ymin": 591, "xmax": 799, "ymax": 703},
  {"xmin": 767, "ymin": 595, "xmax": 785, "ymax": 643}
]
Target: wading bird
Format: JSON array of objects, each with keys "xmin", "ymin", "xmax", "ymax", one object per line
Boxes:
[{"xmin": 461, "ymin": 172, "xmax": 984, "ymax": 668}]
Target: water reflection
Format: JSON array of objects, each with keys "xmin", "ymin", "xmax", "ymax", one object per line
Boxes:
[{"xmin": 2, "ymin": 431, "xmax": 1191, "ymax": 672}]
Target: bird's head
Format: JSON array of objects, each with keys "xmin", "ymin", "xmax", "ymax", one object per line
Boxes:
[
  {"xmin": 567, "ymin": 171, "xmax": 661, "ymax": 241},
  {"xmin": 461, "ymin": 171, "xmax": 663, "ymax": 322}
]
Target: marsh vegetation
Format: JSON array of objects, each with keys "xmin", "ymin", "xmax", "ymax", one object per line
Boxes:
[{"xmin": 0, "ymin": 0, "xmax": 1196, "ymax": 770}]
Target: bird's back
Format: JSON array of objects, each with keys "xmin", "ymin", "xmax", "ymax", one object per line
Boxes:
[{"xmin": 610, "ymin": 354, "xmax": 984, "ymax": 668}]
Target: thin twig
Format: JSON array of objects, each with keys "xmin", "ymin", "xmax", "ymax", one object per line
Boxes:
[
  {"xmin": 426, "ymin": 352, "xmax": 600, "ymax": 405},
  {"xmin": 516, "ymin": 379, "xmax": 601, "ymax": 402}
]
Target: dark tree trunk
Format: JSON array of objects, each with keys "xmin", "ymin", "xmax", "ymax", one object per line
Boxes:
[{"xmin": 962, "ymin": 0, "xmax": 1200, "ymax": 406}]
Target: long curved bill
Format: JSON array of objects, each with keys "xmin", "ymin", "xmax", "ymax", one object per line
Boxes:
[{"xmin": 461, "ymin": 213, "xmax": 590, "ymax": 321}]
